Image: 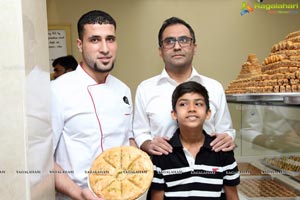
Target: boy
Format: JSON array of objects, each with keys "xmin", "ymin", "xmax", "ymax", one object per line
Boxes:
[{"xmin": 150, "ymin": 81, "xmax": 240, "ymax": 200}]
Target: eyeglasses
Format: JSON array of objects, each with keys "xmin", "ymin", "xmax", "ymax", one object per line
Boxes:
[{"xmin": 160, "ymin": 36, "xmax": 193, "ymax": 49}]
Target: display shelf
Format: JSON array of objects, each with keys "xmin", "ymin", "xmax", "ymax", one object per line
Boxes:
[
  {"xmin": 226, "ymin": 93, "xmax": 300, "ymax": 105},
  {"xmin": 228, "ymin": 93, "xmax": 300, "ymax": 199},
  {"xmin": 236, "ymin": 157, "xmax": 300, "ymax": 200}
]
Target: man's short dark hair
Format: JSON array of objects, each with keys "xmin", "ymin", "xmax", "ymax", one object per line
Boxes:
[
  {"xmin": 158, "ymin": 17, "xmax": 196, "ymax": 47},
  {"xmin": 172, "ymin": 81, "xmax": 210, "ymax": 112},
  {"xmin": 52, "ymin": 55, "xmax": 78, "ymax": 71},
  {"xmin": 77, "ymin": 10, "xmax": 116, "ymax": 40}
]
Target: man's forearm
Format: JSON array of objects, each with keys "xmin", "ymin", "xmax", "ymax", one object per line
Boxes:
[
  {"xmin": 140, "ymin": 140, "xmax": 151, "ymax": 154},
  {"xmin": 54, "ymin": 162, "xmax": 83, "ymax": 200}
]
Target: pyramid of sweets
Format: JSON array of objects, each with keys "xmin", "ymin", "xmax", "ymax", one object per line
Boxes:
[
  {"xmin": 225, "ymin": 53, "xmax": 263, "ymax": 94},
  {"xmin": 226, "ymin": 30, "xmax": 300, "ymax": 94}
]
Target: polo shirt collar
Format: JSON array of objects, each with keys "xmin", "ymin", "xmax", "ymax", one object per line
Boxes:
[
  {"xmin": 157, "ymin": 67, "xmax": 202, "ymax": 85},
  {"xmin": 170, "ymin": 128, "xmax": 213, "ymax": 151}
]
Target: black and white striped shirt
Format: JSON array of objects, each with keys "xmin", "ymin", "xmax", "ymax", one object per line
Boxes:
[{"xmin": 150, "ymin": 129, "xmax": 240, "ymax": 200}]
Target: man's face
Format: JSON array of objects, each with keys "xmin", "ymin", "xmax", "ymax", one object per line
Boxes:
[
  {"xmin": 53, "ymin": 64, "xmax": 66, "ymax": 79},
  {"xmin": 159, "ymin": 24, "xmax": 196, "ymax": 70},
  {"xmin": 77, "ymin": 24, "xmax": 117, "ymax": 74}
]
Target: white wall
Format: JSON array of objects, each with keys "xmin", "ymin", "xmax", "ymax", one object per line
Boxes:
[
  {"xmin": 46, "ymin": 0, "xmax": 300, "ymax": 95},
  {"xmin": 0, "ymin": 0, "xmax": 55, "ymax": 199}
]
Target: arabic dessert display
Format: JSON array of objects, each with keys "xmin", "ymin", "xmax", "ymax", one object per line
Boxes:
[{"xmin": 226, "ymin": 30, "xmax": 300, "ymax": 94}]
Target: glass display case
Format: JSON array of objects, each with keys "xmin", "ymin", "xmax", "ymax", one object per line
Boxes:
[{"xmin": 227, "ymin": 93, "xmax": 300, "ymax": 200}]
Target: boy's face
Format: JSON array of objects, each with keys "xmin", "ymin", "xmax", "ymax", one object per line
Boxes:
[{"xmin": 171, "ymin": 92, "xmax": 211, "ymax": 129}]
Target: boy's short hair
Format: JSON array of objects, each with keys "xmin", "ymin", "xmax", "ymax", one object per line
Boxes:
[{"xmin": 172, "ymin": 81, "xmax": 210, "ymax": 111}]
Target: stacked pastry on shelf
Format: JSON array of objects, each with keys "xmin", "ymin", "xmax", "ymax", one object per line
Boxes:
[
  {"xmin": 226, "ymin": 54, "xmax": 263, "ymax": 94},
  {"xmin": 226, "ymin": 30, "xmax": 300, "ymax": 94}
]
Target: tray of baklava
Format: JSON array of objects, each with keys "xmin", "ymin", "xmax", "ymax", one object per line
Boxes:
[
  {"xmin": 238, "ymin": 176, "xmax": 300, "ymax": 199},
  {"xmin": 238, "ymin": 162, "xmax": 269, "ymax": 177},
  {"xmin": 260, "ymin": 155, "xmax": 300, "ymax": 182}
]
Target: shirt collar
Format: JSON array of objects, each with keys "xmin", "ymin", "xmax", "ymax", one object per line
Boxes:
[
  {"xmin": 170, "ymin": 128, "xmax": 214, "ymax": 150},
  {"xmin": 156, "ymin": 67, "xmax": 202, "ymax": 85}
]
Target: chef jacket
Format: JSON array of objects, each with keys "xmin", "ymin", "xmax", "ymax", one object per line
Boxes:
[{"xmin": 51, "ymin": 65, "xmax": 133, "ymax": 189}]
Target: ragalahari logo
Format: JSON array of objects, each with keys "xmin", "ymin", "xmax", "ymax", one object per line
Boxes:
[
  {"xmin": 240, "ymin": 1, "xmax": 299, "ymax": 15},
  {"xmin": 240, "ymin": 2, "xmax": 254, "ymax": 16}
]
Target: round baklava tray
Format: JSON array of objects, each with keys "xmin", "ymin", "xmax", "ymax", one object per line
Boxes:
[{"xmin": 88, "ymin": 146, "xmax": 153, "ymax": 200}]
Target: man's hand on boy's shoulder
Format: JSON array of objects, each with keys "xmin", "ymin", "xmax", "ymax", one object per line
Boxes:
[
  {"xmin": 210, "ymin": 132, "xmax": 235, "ymax": 152},
  {"xmin": 141, "ymin": 136, "xmax": 173, "ymax": 156}
]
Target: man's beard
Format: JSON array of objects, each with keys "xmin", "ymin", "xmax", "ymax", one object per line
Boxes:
[{"xmin": 93, "ymin": 62, "xmax": 114, "ymax": 73}]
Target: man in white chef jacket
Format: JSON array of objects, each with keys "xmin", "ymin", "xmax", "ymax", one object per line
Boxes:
[{"xmin": 51, "ymin": 10, "xmax": 134, "ymax": 200}]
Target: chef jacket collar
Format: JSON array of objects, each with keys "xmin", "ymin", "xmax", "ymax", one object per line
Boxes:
[{"xmin": 77, "ymin": 63, "xmax": 113, "ymax": 85}]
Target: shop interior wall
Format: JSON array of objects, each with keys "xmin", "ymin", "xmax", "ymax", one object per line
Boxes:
[{"xmin": 46, "ymin": 0, "xmax": 300, "ymax": 133}]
